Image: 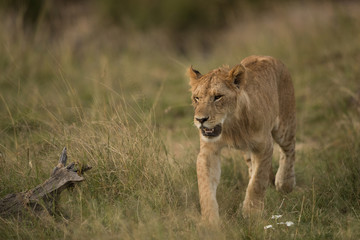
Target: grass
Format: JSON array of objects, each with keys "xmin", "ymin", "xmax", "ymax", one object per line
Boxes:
[{"xmin": 1, "ymin": 1, "xmax": 360, "ymax": 239}]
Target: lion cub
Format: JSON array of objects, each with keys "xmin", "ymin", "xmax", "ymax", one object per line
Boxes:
[{"xmin": 188, "ymin": 56, "xmax": 296, "ymax": 224}]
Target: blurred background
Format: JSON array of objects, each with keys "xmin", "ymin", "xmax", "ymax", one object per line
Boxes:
[
  {"xmin": 0, "ymin": 0, "xmax": 299, "ymax": 40},
  {"xmin": 1, "ymin": 0, "xmax": 359, "ymax": 133},
  {"xmin": 1, "ymin": 0, "xmax": 360, "ymax": 239}
]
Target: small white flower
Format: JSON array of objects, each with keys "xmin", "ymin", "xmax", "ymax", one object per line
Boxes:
[
  {"xmin": 276, "ymin": 221, "xmax": 295, "ymax": 227},
  {"xmin": 265, "ymin": 215, "xmax": 294, "ymax": 230},
  {"xmin": 285, "ymin": 221, "xmax": 294, "ymax": 227},
  {"xmin": 264, "ymin": 225, "xmax": 274, "ymax": 230},
  {"xmin": 271, "ymin": 214, "xmax": 282, "ymax": 219}
]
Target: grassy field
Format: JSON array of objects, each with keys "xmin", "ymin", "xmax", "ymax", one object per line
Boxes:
[{"xmin": 1, "ymin": 2, "xmax": 360, "ymax": 239}]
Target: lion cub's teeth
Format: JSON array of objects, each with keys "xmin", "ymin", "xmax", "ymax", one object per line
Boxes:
[{"xmin": 204, "ymin": 128, "xmax": 214, "ymax": 133}]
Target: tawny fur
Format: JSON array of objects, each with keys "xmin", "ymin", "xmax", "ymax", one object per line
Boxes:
[{"xmin": 188, "ymin": 56, "xmax": 296, "ymax": 225}]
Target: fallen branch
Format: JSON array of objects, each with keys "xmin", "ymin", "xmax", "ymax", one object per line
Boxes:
[{"xmin": 0, "ymin": 147, "xmax": 91, "ymax": 218}]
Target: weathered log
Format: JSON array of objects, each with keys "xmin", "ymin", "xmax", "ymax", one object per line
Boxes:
[{"xmin": 0, "ymin": 147, "xmax": 91, "ymax": 218}]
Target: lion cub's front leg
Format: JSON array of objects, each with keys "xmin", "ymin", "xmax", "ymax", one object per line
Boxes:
[
  {"xmin": 242, "ymin": 140, "xmax": 273, "ymax": 217},
  {"xmin": 197, "ymin": 144, "xmax": 221, "ymax": 225}
]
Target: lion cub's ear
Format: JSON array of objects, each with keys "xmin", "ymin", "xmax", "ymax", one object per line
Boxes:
[
  {"xmin": 228, "ymin": 64, "xmax": 246, "ymax": 88},
  {"xmin": 188, "ymin": 66, "xmax": 202, "ymax": 85}
]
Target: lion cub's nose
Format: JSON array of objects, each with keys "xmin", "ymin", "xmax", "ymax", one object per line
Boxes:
[{"xmin": 196, "ymin": 117, "xmax": 209, "ymax": 124}]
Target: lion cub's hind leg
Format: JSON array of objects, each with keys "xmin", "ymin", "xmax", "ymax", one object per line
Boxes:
[{"xmin": 272, "ymin": 123, "xmax": 296, "ymax": 193}]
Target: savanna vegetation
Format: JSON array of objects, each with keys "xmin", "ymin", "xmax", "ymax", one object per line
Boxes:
[{"xmin": 0, "ymin": 1, "xmax": 360, "ymax": 239}]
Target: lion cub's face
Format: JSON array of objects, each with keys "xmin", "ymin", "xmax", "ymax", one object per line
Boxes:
[{"xmin": 188, "ymin": 64, "xmax": 246, "ymax": 142}]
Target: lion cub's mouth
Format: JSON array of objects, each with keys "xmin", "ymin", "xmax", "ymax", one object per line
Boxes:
[{"xmin": 200, "ymin": 124, "xmax": 222, "ymax": 138}]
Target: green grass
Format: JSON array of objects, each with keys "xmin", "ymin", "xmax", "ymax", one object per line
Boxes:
[{"xmin": 1, "ymin": 2, "xmax": 360, "ymax": 239}]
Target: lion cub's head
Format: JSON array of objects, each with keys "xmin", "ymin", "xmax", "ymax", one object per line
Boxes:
[{"xmin": 188, "ymin": 64, "xmax": 247, "ymax": 142}]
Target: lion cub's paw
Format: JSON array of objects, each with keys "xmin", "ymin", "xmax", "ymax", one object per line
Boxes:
[
  {"xmin": 242, "ymin": 199, "xmax": 264, "ymax": 218},
  {"xmin": 275, "ymin": 174, "xmax": 295, "ymax": 193}
]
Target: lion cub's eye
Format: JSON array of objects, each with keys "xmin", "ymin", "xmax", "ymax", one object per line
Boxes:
[
  {"xmin": 194, "ymin": 97, "xmax": 199, "ymax": 102},
  {"xmin": 214, "ymin": 95, "xmax": 223, "ymax": 101}
]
